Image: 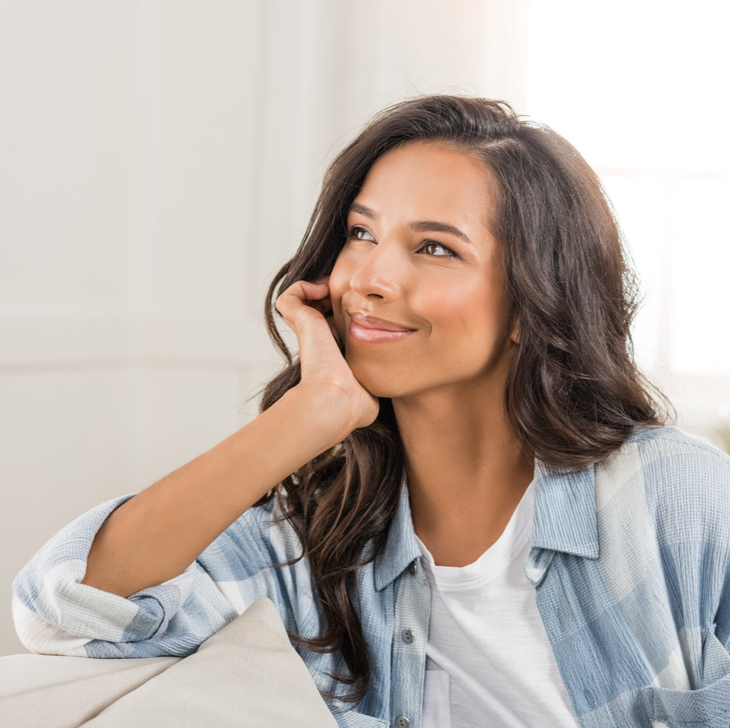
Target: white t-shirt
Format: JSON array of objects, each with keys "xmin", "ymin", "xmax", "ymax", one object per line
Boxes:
[{"xmin": 414, "ymin": 479, "xmax": 581, "ymax": 728}]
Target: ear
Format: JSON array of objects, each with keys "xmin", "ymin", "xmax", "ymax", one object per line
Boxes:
[{"xmin": 510, "ymin": 318, "xmax": 520, "ymax": 345}]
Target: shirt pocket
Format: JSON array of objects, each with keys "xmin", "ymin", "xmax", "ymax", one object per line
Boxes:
[
  {"xmin": 641, "ymin": 625, "xmax": 730, "ymax": 728},
  {"xmin": 422, "ymin": 668, "xmax": 451, "ymax": 728}
]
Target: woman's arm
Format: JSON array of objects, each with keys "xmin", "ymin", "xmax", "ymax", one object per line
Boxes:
[{"xmin": 80, "ymin": 383, "xmax": 352, "ymax": 598}]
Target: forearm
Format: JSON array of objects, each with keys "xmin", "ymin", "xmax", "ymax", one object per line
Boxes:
[{"xmin": 81, "ymin": 385, "xmax": 349, "ymax": 598}]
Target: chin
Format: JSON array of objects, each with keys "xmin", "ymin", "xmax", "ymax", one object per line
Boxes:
[{"xmin": 345, "ymin": 359, "xmax": 412, "ymax": 399}]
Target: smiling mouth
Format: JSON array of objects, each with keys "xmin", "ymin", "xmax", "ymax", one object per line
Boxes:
[{"xmin": 348, "ymin": 321, "xmax": 417, "ymax": 344}]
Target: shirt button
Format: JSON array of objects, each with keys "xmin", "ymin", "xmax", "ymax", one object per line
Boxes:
[
  {"xmin": 408, "ymin": 560, "xmax": 418, "ymax": 575},
  {"xmin": 395, "ymin": 716, "xmax": 411, "ymax": 728},
  {"xmin": 401, "ymin": 628, "xmax": 415, "ymax": 644}
]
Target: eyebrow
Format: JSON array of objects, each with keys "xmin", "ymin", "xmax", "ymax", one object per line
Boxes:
[{"xmin": 347, "ymin": 202, "xmax": 474, "ymax": 246}]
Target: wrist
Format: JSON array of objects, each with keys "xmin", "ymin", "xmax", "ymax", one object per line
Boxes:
[{"xmin": 284, "ymin": 383, "xmax": 355, "ymax": 447}]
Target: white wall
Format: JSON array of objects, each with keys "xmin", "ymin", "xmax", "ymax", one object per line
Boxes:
[{"xmin": 0, "ymin": 0, "xmax": 527, "ymax": 657}]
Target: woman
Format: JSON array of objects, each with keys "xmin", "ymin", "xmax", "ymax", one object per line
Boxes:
[{"xmin": 13, "ymin": 95, "xmax": 730, "ymax": 728}]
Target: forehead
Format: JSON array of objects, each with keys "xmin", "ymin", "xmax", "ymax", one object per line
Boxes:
[{"xmin": 351, "ymin": 141, "xmax": 499, "ymax": 235}]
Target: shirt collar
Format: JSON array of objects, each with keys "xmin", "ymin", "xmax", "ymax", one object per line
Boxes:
[{"xmin": 373, "ymin": 455, "xmax": 599, "ymax": 592}]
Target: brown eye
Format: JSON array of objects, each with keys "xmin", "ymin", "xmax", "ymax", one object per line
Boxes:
[
  {"xmin": 346, "ymin": 225, "xmax": 373, "ymax": 240},
  {"xmin": 419, "ymin": 241, "xmax": 458, "ymax": 259}
]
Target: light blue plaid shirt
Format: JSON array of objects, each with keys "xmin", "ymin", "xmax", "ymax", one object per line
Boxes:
[{"xmin": 12, "ymin": 424, "xmax": 730, "ymax": 727}]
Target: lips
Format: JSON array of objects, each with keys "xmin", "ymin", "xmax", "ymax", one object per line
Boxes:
[{"xmin": 349, "ymin": 311, "xmax": 416, "ymax": 332}]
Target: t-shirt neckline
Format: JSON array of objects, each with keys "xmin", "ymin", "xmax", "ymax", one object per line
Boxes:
[{"xmin": 413, "ymin": 479, "xmax": 535, "ymax": 588}]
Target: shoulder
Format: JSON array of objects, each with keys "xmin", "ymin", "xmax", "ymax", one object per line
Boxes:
[
  {"xmin": 598, "ymin": 423, "xmax": 730, "ymax": 491},
  {"xmin": 629, "ymin": 422, "xmax": 730, "ymax": 458},
  {"xmin": 631, "ymin": 423, "xmax": 730, "ymax": 491},
  {"xmin": 597, "ymin": 424, "xmax": 730, "ymax": 541}
]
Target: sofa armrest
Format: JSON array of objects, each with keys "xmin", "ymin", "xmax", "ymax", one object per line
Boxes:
[{"xmin": 0, "ymin": 653, "xmax": 177, "ymax": 727}]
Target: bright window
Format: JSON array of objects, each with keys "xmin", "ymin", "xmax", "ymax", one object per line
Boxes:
[{"xmin": 524, "ymin": 0, "xmax": 730, "ymax": 443}]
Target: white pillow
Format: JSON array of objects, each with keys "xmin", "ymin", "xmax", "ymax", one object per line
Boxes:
[{"xmin": 0, "ymin": 596, "xmax": 338, "ymax": 728}]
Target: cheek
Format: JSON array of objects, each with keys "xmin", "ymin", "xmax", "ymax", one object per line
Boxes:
[
  {"xmin": 327, "ymin": 259, "xmax": 350, "ymax": 333},
  {"xmin": 328, "ymin": 274, "xmax": 346, "ymax": 307},
  {"xmin": 328, "ymin": 253, "xmax": 358, "ymax": 303},
  {"xmin": 428, "ymin": 290, "xmax": 505, "ymax": 347}
]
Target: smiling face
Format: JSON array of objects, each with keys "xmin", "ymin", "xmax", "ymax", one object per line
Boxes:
[{"xmin": 328, "ymin": 140, "xmax": 518, "ymax": 400}]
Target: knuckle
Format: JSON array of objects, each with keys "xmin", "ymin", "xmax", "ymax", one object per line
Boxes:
[{"xmin": 275, "ymin": 291, "xmax": 290, "ymax": 313}]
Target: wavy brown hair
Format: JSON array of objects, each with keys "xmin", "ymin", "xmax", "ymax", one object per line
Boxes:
[{"xmin": 248, "ymin": 94, "xmax": 675, "ymax": 709}]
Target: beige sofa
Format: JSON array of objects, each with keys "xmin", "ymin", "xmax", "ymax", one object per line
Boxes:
[{"xmin": 0, "ymin": 596, "xmax": 339, "ymax": 727}]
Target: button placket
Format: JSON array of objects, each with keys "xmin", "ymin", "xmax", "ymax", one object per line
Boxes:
[{"xmin": 390, "ymin": 557, "xmax": 430, "ymax": 728}]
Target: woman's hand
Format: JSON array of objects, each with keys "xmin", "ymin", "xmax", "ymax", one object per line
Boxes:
[{"xmin": 275, "ymin": 276, "xmax": 380, "ymax": 432}]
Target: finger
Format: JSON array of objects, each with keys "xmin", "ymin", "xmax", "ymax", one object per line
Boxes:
[
  {"xmin": 305, "ymin": 282, "xmax": 332, "ymax": 316},
  {"xmin": 276, "ymin": 281, "xmax": 326, "ymax": 327},
  {"xmin": 278, "ymin": 281, "xmax": 326, "ymax": 311}
]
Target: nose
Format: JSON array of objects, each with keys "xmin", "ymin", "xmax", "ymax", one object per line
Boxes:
[{"xmin": 348, "ymin": 240, "xmax": 404, "ymax": 302}]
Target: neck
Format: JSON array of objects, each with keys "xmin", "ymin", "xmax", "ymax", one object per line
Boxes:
[{"xmin": 392, "ymin": 378, "xmax": 534, "ymax": 550}]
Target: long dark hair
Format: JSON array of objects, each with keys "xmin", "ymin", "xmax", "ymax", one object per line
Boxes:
[{"xmin": 249, "ymin": 94, "xmax": 674, "ymax": 709}]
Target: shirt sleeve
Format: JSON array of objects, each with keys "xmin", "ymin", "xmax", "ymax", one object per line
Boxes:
[{"xmin": 11, "ymin": 493, "xmax": 282, "ymax": 658}]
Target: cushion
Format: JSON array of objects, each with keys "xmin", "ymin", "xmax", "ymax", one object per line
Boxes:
[{"xmin": 0, "ymin": 596, "xmax": 338, "ymax": 728}]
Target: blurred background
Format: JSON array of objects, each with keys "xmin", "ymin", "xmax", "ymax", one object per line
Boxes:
[{"xmin": 1, "ymin": 0, "xmax": 728, "ymax": 656}]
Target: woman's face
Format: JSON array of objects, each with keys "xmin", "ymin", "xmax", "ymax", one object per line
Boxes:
[{"xmin": 329, "ymin": 140, "xmax": 518, "ymax": 399}]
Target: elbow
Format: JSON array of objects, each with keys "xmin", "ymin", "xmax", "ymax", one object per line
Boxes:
[{"xmin": 12, "ymin": 591, "xmax": 90, "ymax": 657}]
